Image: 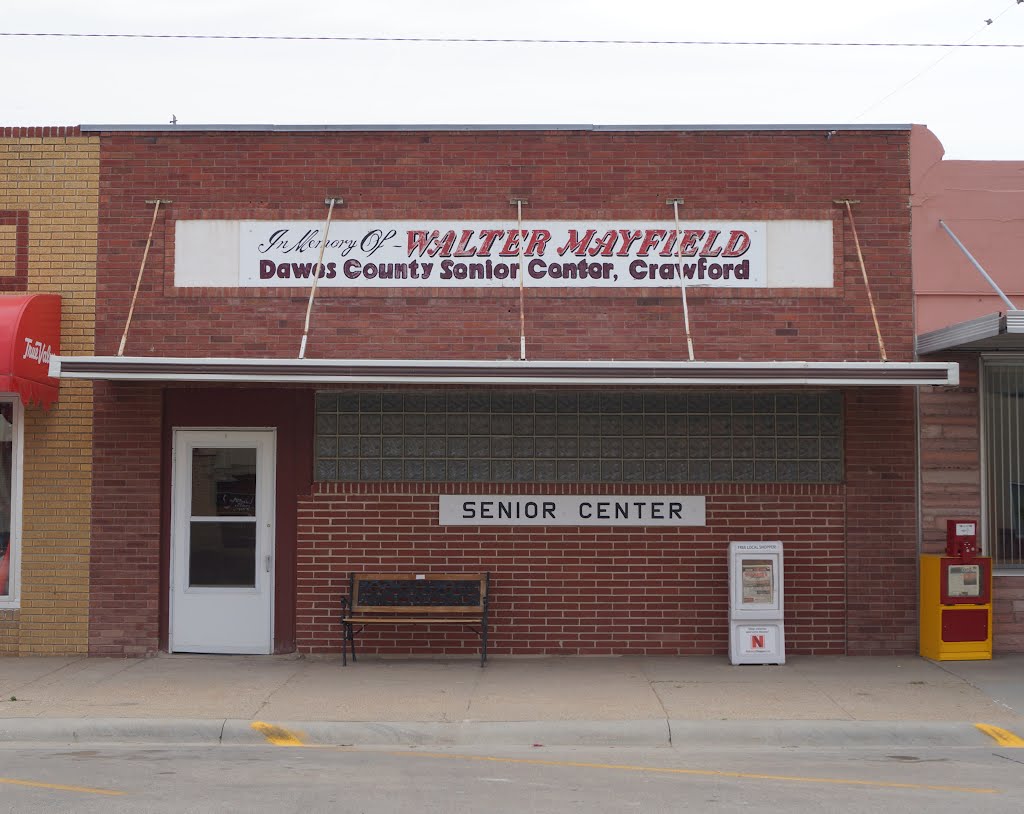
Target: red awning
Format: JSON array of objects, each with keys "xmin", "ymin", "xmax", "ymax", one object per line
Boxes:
[{"xmin": 0, "ymin": 294, "xmax": 61, "ymax": 409}]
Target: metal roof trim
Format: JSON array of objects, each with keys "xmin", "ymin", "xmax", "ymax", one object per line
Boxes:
[
  {"xmin": 49, "ymin": 356, "xmax": 958, "ymax": 387},
  {"xmin": 78, "ymin": 123, "xmax": 913, "ymax": 134},
  {"xmin": 916, "ymin": 313, "xmax": 1005, "ymax": 356}
]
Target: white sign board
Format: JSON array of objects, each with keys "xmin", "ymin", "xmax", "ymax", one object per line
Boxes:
[
  {"xmin": 439, "ymin": 495, "xmax": 705, "ymax": 527},
  {"xmin": 730, "ymin": 622, "xmax": 786, "ymax": 665},
  {"xmin": 176, "ymin": 219, "xmax": 835, "ymax": 290}
]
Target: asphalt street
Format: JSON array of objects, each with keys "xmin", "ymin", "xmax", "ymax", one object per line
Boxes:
[
  {"xmin": 2, "ymin": 653, "xmax": 1021, "ymax": 811},
  {"xmin": 1, "ymin": 742, "xmax": 1023, "ymax": 813}
]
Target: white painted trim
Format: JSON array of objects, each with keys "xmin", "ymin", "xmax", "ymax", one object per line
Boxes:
[{"xmin": 0, "ymin": 395, "xmax": 24, "ymax": 609}]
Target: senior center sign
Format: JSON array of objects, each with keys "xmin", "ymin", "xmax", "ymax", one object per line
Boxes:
[
  {"xmin": 174, "ymin": 219, "xmax": 835, "ymax": 290},
  {"xmin": 241, "ymin": 220, "xmax": 764, "ymax": 289},
  {"xmin": 439, "ymin": 495, "xmax": 706, "ymax": 527}
]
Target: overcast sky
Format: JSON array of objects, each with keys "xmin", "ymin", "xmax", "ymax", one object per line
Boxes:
[{"xmin": 2, "ymin": 1, "xmax": 1022, "ymax": 159}]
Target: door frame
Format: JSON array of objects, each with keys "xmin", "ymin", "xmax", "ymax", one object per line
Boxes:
[
  {"xmin": 159, "ymin": 388, "xmax": 314, "ymax": 654},
  {"xmin": 168, "ymin": 427, "xmax": 277, "ymax": 654}
]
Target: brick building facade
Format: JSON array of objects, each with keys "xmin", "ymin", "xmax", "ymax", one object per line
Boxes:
[
  {"xmin": 0, "ymin": 128, "xmax": 97, "ymax": 655},
  {"xmin": 912, "ymin": 125, "xmax": 1024, "ymax": 653},
  {"xmin": 43, "ymin": 124, "xmax": 956, "ymax": 658}
]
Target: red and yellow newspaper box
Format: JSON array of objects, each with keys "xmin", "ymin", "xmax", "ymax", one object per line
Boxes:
[{"xmin": 920, "ymin": 520, "xmax": 992, "ymax": 661}]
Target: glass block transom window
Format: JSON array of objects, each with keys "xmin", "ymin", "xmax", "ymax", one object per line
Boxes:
[{"xmin": 315, "ymin": 391, "xmax": 843, "ymax": 484}]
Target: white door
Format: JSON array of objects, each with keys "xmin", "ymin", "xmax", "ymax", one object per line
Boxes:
[{"xmin": 170, "ymin": 429, "xmax": 275, "ymax": 654}]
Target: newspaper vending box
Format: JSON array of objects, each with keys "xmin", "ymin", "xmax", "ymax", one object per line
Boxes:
[
  {"xmin": 919, "ymin": 520, "xmax": 992, "ymax": 661},
  {"xmin": 728, "ymin": 541, "xmax": 785, "ymax": 665}
]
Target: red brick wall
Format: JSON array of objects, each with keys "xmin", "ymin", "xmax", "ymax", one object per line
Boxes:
[
  {"xmin": 293, "ymin": 388, "xmax": 917, "ymax": 657},
  {"xmin": 86, "ymin": 382, "xmax": 918, "ymax": 658},
  {"xmin": 89, "ymin": 128, "xmax": 921, "ymax": 656},
  {"xmin": 297, "ymin": 483, "xmax": 847, "ymax": 656},
  {"xmin": 90, "ymin": 382, "xmax": 163, "ymax": 655},
  {"xmin": 845, "ymin": 387, "xmax": 919, "ymax": 654},
  {"xmin": 93, "ymin": 129, "xmax": 915, "ymax": 362}
]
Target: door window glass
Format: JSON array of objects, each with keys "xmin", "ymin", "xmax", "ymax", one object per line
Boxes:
[
  {"xmin": 189, "ymin": 447, "xmax": 258, "ymax": 588},
  {"xmin": 191, "ymin": 448, "xmax": 257, "ymax": 516},
  {"xmin": 188, "ymin": 522, "xmax": 257, "ymax": 587}
]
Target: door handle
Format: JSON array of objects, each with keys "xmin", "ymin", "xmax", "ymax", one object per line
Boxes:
[{"xmin": 265, "ymin": 555, "xmax": 272, "ymax": 573}]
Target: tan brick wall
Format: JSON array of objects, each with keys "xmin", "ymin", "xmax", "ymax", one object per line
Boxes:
[
  {"xmin": 0, "ymin": 610, "xmax": 18, "ymax": 655},
  {"xmin": 0, "ymin": 133, "xmax": 97, "ymax": 654}
]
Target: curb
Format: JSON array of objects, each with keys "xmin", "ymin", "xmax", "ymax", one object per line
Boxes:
[
  {"xmin": 668, "ymin": 720, "xmax": 997, "ymax": 748},
  {"xmin": 225, "ymin": 719, "xmax": 671, "ymax": 748},
  {"xmin": 0, "ymin": 718, "xmax": 225, "ymax": 745},
  {"xmin": 0, "ymin": 718, "xmax": 668, "ymax": 748},
  {"xmin": 0, "ymin": 718, "xmax": 1000, "ymax": 749}
]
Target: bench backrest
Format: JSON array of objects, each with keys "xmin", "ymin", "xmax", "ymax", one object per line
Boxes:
[{"xmin": 350, "ymin": 573, "xmax": 489, "ymax": 614}]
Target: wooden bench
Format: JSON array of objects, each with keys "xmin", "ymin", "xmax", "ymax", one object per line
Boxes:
[{"xmin": 341, "ymin": 572, "xmax": 490, "ymax": 666}]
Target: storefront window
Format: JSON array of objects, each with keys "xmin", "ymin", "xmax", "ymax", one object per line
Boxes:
[
  {"xmin": 0, "ymin": 399, "xmax": 16, "ymax": 599},
  {"xmin": 314, "ymin": 390, "xmax": 844, "ymax": 484},
  {"xmin": 983, "ymin": 361, "xmax": 1024, "ymax": 569}
]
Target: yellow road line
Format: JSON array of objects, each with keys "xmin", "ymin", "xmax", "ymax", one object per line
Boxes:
[
  {"xmin": 251, "ymin": 721, "xmax": 306, "ymax": 746},
  {"xmin": 0, "ymin": 777, "xmax": 125, "ymax": 796},
  {"xmin": 387, "ymin": 751, "xmax": 998, "ymax": 795},
  {"xmin": 976, "ymin": 723, "xmax": 1024, "ymax": 748}
]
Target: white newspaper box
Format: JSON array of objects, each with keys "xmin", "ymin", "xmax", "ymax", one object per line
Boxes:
[{"xmin": 728, "ymin": 541, "xmax": 785, "ymax": 665}]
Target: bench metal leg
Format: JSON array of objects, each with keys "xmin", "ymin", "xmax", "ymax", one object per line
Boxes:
[{"xmin": 342, "ymin": 622, "xmax": 357, "ymax": 666}]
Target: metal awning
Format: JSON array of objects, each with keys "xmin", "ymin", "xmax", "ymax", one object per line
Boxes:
[
  {"xmin": 917, "ymin": 311, "xmax": 1024, "ymax": 356},
  {"xmin": 48, "ymin": 356, "xmax": 959, "ymax": 387}
]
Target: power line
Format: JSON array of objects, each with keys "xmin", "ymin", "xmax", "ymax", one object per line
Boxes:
[
  {"xmin": 854, "ymin": 1, "xmax": 1022, "ymax": 119},
  {"xmin": 1, "ymin": 31, "xmax": 1023, "ymax": 47}
]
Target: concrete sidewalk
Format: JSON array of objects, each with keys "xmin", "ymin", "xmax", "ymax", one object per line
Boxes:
[{"xmin": 0, "ymin": 654, "xmax": 1020, "ymax": 747}]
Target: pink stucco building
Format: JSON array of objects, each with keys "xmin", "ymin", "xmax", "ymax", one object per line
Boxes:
[{"xmin": 913, "ymin": 124, "xmax": 1024, "ymax": 652}]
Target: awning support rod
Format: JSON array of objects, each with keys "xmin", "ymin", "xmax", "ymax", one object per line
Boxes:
[
  {"xmin": 298, "ymin": 197, "xmax": 341, "ymax": 359},
  {"xmin": 668, "ymin": 198, "xmax": 696, "ymax": 361},
  {"xmin": 836, "ymin": 199, "xmax": 888, "ymax": 362},
  {"xmin": 117, "ymin": 199, "xmax": 171, "ymax": 357},
  {"xmin": 512, "ymin": 199, "xmax": 528, "ymax": 360},
  {"xmin": 938, "ymin": 219, "xmax": 1017, "ymax": 311}
]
